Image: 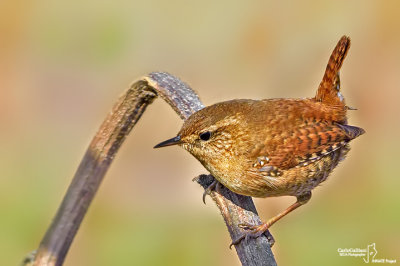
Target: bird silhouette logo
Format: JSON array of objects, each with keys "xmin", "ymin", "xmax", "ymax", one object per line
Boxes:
[{"xmin": 364, "ymin": 243, "xmax": 377, "ymax": 263}]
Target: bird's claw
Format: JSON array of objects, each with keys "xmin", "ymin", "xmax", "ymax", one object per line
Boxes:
[
  {"xmin": 230, "ymin": 222, "xmax": 274, "ymax": 249},
  {"xmin": 238, "ymin": 223, "xmax": 258, "ymax": 230},
  {"xmin": 202, "ymin": 179, "xmax": 219, "ymax": 204}
]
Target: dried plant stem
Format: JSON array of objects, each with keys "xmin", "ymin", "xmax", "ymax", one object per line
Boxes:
[
  {"xmin": 27, "ymin": 72, "xmax": 276, "ymax": 266},
  {"xmin": 195, "ymin": 175, "xmax": 276, "ymax": 266}
]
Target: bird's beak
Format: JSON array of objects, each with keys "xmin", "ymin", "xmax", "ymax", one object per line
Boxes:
[{"xmin": 154, "ymin": 136, "xmax": 182, "ymax": 148}]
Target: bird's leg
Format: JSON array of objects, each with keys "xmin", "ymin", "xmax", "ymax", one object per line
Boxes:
[
  {"xmin": 202, "ymin": 178, "xmax": 222, "ymax": 204},
  {"xmin": 231, "ymin": 191, "xmax": 312, "ymax": 247}
]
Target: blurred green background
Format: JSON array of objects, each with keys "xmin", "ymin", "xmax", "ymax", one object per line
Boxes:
[{"xmin": 1, "ymin": 0, "xmax": 399, "ymax": 265}]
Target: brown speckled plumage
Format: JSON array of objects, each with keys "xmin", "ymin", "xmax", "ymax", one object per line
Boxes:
[
  {"xmin": 155, "ymin": 36, "xmax": 364, "ymax": 245},
  {"xmin": 179, "ymin": 97, "xmax": 363, "ymax": 198}
]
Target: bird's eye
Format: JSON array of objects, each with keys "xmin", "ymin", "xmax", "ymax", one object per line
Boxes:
[{"xmin": 199, "ymin": 131, "xmax": 211, "ymax": 141}]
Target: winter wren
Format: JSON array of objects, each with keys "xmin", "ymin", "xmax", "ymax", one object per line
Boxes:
[{"xmin": 154, "ymin": 36, "xmax": 364, "ymax": 245}]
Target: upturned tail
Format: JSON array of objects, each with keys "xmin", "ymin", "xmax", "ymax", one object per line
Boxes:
[{"xmin": 314, "ymin": 36, "xmax": 351, "ymax": 107}]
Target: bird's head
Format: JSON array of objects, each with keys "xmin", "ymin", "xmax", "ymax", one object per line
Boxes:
[{"xmin": 154, "ymin": 100, "xmax": 253, "ymax": 162}]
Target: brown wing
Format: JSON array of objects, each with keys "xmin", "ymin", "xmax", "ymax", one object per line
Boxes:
[{"xmin": 252, "ymin": 121, "xmax": 364, "ymax": 175}]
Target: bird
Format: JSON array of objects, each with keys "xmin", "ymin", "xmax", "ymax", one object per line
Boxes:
[{"xmin": 154, "ymin": 36, "xmax": 364, "ymax": 246}]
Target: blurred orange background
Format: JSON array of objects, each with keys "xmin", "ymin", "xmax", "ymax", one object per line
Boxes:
[{"xmin": 1, "ymin": 1, "xmax": 399, "ymax": 265}]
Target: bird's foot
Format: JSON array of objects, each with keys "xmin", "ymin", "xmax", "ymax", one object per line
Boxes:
[
  {"xmin": 230, "ymin": 222, "xmax": 274, "ymax": 248},
  {"xmin": 202, "ymin": 178, "xmax": 221, "ymax": 204}
]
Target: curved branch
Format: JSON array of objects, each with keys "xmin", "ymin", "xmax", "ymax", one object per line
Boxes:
[
  {"xmin": 27, "ymin": 72, "xmax": 276, "ymax": 266},
  {"xmin": 195, "ymin": 175, "xmax": 276, "ymax": 266}
]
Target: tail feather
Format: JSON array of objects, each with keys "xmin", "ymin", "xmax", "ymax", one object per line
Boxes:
[
  {"xmin": 315, "ymin": 36, "xmax": 351, "ymax": 106},
  {"xmin": 336, "ymin": 124, "xmax": 365, "ymax": 140}
]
